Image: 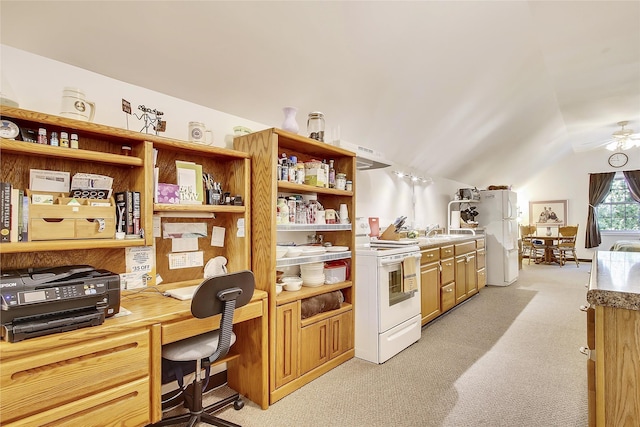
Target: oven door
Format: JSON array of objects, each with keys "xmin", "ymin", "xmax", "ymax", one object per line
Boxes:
[{"xmin": 378, "ymin": 253, "xmax": 421, "ymax": 332}]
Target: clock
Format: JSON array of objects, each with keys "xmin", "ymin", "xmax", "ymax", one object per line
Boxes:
[
  {"xmin": 608, "ymin": 152, "xmax": 628, "ymax": 168},
  {"xmin": 0, "ymin": 119, "xmax": 20, "ymax": 139}
]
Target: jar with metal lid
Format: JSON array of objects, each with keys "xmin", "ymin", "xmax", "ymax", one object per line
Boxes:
[
  {"xmin": 336, "ymin": 173, "xmax": 347, "ymax": 190},
  {"xmin": 307, "ymin": 112, "xmax": 325, "ymax": 142}
]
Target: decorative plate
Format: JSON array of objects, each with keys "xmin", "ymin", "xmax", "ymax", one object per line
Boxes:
[{"xmin": 0, "ymin": 119, "xmax": 20, "ymax": 139}]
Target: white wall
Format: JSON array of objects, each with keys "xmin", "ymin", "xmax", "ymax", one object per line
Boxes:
[{"xmin": 1, "ymin": 45, "xmax": 470, "ymax": 233}]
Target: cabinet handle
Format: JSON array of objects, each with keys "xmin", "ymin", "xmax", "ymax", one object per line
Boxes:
[
  {"xmin": 445, "ymin": 288, "xmax": 453, "ymax": 293},
  {"xmin": 579, "ymin": 304, "xmax": 590, "ymax": 312},
  {"xmin": 579, "ymin": 347, "xmax": 596, "ymax": 361}
]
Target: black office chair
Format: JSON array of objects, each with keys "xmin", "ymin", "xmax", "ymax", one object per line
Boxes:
[{"xmin": 151, "ymin": 270, "xmax": 255, "ymax": 427}]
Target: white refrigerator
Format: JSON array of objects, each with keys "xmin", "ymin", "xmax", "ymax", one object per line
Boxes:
[{"xmin": 478, "ymin": 190, "xmax": 519, "ymax": 286}]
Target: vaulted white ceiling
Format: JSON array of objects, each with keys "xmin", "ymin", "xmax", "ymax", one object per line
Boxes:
[{"xmin": 1, "ymin": 1, "xmax": 639, "ymax": 187}]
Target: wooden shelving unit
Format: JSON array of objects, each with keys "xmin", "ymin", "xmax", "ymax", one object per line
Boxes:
[{"xmin": 234, "ymin": 128, "xmax": 356, "ymax": 404}]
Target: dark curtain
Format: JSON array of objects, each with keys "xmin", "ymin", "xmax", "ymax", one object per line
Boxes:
[
  {"xmin": 622, "ymin": 170, "xmax": 640, "ymax": 202},
  {"xmin": 585, "ymin": 172, "xmax": 615, "ymax": 249}
]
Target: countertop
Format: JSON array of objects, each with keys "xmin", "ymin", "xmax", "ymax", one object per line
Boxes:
[{"xmin": 587, "ymin": 251, "xmax": 640, "ymax": 311}]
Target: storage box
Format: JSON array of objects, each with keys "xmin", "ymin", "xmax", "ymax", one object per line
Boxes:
[
  {"xmin": 27, "ymin": 191, "xmax": 116, "ymax": 240},
  {"xmin": 324, "ymin": 263, "xmax": 347, "ymax": 284}
]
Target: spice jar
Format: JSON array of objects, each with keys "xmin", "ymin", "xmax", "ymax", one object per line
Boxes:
[
  {"xmin": 336, "ymin": 173, "xmax": 347, "ymax": 190},
  {"xmin": 307, "ymin": 112, "xmax": 325, "ymax": 142}
]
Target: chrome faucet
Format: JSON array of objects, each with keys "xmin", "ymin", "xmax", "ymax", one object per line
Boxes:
[{"xmin": 425, "ymin": 224, "xmax": 442, "ymax": 237}]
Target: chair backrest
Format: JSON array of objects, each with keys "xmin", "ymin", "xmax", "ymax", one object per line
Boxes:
[
  {"xmin": 190, "ymin": 270, "xmax": 255, "ymax": 362},
  {"xmin": 191, "ymin": 270, "xmax": 255, "ymax": 319},
  {"xmin": 520, "ymin": 225, "xmax": 536, "ymax": 238},
  {"xmin": 559, "ymin": 225, "xmax": 579, "ymax": 238}
]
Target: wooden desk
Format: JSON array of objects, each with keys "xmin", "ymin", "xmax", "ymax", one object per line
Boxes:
[
  {"xmin": 0, "ymin": 289, "xmax": 268, "ymax": 426},
  {"xmin": 532, "ymin": 235, "xmax": 560, "ymax": 264}
]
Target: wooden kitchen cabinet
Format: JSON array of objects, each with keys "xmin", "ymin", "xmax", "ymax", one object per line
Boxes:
[
  {"xmin": 0, "ymin": 328, "xmax": 152, "ymax": 426},
  {"xmin": 235, "ymin": 128, "xmax": 356, "ymax": 404},
  {"xmin": 586, "ymin": 252, "xmax": 640, "ymax": 427},
  {"xmin": 420, "ymin": 248, "xmax": 441, "ymax": 325},
  {"xmin": 300, "ymin": 309, "xmax": 353, "ymax": 375},
  {"xmin": 419, "ymin": 236, "xmax": 483, "ymax": 323}
]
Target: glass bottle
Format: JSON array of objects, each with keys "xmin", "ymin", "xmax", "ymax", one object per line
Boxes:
[
  {"xmin": 328, "ymin": 159, "xmax": 336, "ymax": 188},
  {"xmin": 60, "ymin": 131, "xmax": 69, "ymax": 148},
  {"xmin": 37, "ymin": 128, "xmax": 47, "ymax": 145},
  {"xmin": 70, "ymin": 133, "xmax": 79, "ymax": 149},
  {"xmin": 307, "ymin": 112, "xmax": 325, "ymax": 142},
  {"xmin": 50, "ymin": 131, "xmax": 59, "ymax": 147}
]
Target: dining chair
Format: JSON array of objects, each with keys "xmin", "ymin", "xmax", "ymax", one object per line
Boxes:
[
  {"xmin": 556, "ymin": 225, "xmax": 579, "ymax": 267},
  {"xmin": 520, "ymin": 225, "xmax": 543, "ymax": 264}
]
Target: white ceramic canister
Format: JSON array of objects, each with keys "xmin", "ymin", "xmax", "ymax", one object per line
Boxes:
[{"xmin": 60, "ymin": 87, "xmax": 96, "ymax": 122}]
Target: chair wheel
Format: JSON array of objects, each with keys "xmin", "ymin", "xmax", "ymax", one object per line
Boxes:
[{"xmin": 234, "ymin": 398, "xmax": 244, "ymax": 410}]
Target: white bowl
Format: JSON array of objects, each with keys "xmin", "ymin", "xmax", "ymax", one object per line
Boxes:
[
  {"xmin": 285, "ymin": 247, "xmax": 303, "ymax": 257},
  {"xmin": 281, "ymin": 276, "xmax": 303, "ymax": 291},
  {"xmin": 302, "ymin": 274, "xmax": 325, "ymax": 287},
  {"xmin": 276, "ymin": 246, "xmax": 288, "ymax": 259}
]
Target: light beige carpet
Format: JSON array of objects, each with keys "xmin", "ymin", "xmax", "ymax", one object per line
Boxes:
[{"xmin": 194, "ymin": 262, "xmax": 590, "ymax": 426}]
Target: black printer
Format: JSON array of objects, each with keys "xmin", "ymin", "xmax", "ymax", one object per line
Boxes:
[{"xmin": 0, "ymin": 265, "xmax": 120, "ymax": 342}]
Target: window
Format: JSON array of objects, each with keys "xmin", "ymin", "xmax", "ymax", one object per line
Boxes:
[{"xmin": 597, "ymin": 176, "xmax": 640, "ymax": 231}]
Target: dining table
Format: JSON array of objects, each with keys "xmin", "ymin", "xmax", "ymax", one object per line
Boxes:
[{"xmin": 532, "ymin": 235, "xmax": 560, "ymax": 264}]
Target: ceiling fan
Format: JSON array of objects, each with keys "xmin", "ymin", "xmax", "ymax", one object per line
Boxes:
[{"xmin": 605, "ymin": 121, "xmax": 640, "ymax": 151}]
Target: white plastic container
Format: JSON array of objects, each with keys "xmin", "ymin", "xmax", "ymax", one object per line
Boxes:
[{"xmin": 324, "ymin": 264, "xmax": 346, "ymax": 283}]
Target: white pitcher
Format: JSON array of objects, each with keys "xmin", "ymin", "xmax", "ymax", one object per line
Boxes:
[{"xmin": 60, "ymin": 87, "xmax": 96, "ymax": 122}]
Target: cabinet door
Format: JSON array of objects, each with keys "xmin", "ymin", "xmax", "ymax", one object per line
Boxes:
[
  {"xmin": 476, "ymin": 248, "xmax": 486, "ymax": 269},
  {"xmin": 465, "ymin": 253, "xmax": 478, "ymax": 297},
  {"xmin": 421, "ymin": 262, "xmax": 441, "ymax": 325},
  {"xmin": 328, "ymin": 309, "xmax": 353, "ymax": 360},
  {"xmin": 455, "ymin": 256, "xmax": 468, "ymax": 303},
  {"xmin": 275, "ymin": 302, "xmax": 300, "ymax": 389},
  {"xmin": 300, "ymin": 319, "xmax": 329, "ymax": 376}
]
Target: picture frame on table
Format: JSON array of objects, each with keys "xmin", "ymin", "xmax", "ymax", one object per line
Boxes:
[{"xmin": 529, "ymin": 200, "xmax": 567, "ymax": 233}]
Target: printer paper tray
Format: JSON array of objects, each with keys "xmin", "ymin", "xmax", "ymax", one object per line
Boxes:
[{"xmin": 3, "ymin": 308, "xmax": 105, "ymax": 342}]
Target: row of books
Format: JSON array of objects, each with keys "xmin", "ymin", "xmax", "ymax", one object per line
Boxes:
[
  {"xmin": 115, "ymin": 191, "xmax": 141, "ymax": 236},
  {"xmin": 0, "ymin": 183, "xmax": 28, "ymax": 243}
]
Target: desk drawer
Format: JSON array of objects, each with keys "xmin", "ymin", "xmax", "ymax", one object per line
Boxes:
[
  {"xmin": 0, "ymin": 329, "xmax": 150, "ymax": 424},
  {"xmin": 5, "ymin": 378, "xmax": 150, "ymax": 427},
  {"xmin": 162, "ymin": 300, "xmax": 263, "ymax": 344}
]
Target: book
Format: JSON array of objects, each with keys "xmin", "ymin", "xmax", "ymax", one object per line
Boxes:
[
  {"xmin": 1, "ymin": 183, "xmax": 11, "ymax": 242},
  {"xmin": 132, "ymin": 191, "xmax": 141, "ymax": 235},
  {"xmin": 10, "ymin": 188, "xmax": 19, "ymax": 242},
  {"xmin": 114, "ymin": 191, "xmax": 128, "ymax": 234},
  {"xmin": 126, "ymin": 191, "xmax": 134, "ymax": 235},
  {"xmin": 21, "ymin": 193, "xmax": 29, "ymax": 242},
  {"xmin": 16, "ymin": 189, "xmax": 24, "ymax": 241}
]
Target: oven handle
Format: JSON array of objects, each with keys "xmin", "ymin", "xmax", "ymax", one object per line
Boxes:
[{"xmin": 380, "ymin": 253, "xmax": 421, "ymax": 266}]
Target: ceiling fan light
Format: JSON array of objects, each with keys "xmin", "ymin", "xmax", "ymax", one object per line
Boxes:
[{"xmin": 605, "ymin": 141, "xmax": 619, "ymax": 151}]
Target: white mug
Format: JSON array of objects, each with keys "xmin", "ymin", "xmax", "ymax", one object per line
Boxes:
[
  {"xmin": 60, "ymin": 87, "xmax": 95, "ymax": 122},
  {"xmin": 315, "ymin": 210, "xmax": 326, "ymax": 225},
  {"xmin": 188, "ymin": 121, "xmax": 213, "ymax": 145}
]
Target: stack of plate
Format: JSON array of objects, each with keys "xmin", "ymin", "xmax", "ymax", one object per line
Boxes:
[
  {"xmin": 300, "ymin": 262, "xmax": 325, "ymax": 287},
  {"xmin": 300, "ymin": 246, "xmax": 327, "ymax": 256}
]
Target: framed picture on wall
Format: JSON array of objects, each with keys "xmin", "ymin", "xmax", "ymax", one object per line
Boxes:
[{"xmin": 529, "ymin": 200, "xmax": 567, "ymax": 228}]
